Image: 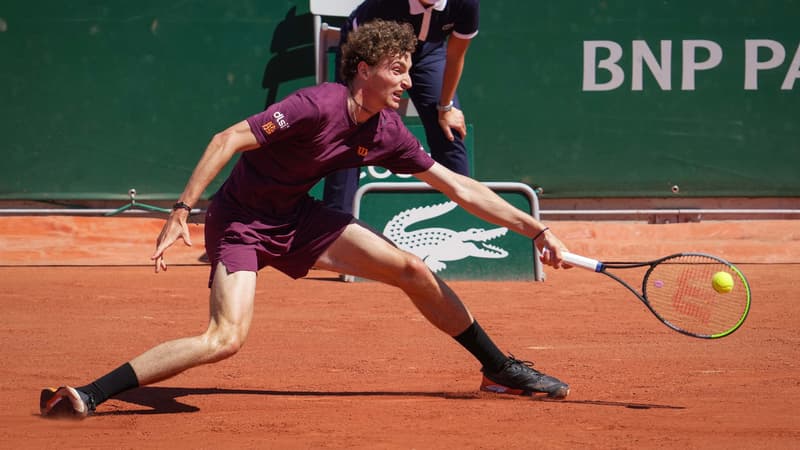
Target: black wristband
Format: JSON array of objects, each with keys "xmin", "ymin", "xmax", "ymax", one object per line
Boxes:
[
  {"xmin": 532, "ymin": 227, "xmax": 549, "ymax": 242},
  {"xmin": 172, "ymin": 201, "xmax": 192, "ymax": 213}
]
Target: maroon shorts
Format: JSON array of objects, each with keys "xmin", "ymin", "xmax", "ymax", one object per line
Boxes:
[{"xmin": 204, "ymin": 196, "xmax": 352, "ymax": 286}]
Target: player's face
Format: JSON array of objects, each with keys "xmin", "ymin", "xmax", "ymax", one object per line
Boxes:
[{"xmin": 363, "ymin": 53, "xmax": 412, "ymax": 110}]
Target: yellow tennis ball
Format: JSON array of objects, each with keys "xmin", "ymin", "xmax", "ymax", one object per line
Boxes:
[{"xmin": 712, "ymin": 271, "xmax": 734, "ymax": 294}]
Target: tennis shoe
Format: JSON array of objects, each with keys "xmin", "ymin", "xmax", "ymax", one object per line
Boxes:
[
  {"xmin": 481, "ymin": 355, "xmax": 570, "ymax": 399},
  {"xmin": 40, "ymin": 386, "xmax": 96, "ymax": 419}
]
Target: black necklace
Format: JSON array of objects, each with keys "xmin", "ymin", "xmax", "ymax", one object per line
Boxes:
[{"xmin": 349, "ymin": 94, "xmax": 375, "ymax": 124}]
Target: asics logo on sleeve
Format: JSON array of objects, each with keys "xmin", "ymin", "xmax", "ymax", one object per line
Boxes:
[{"xmin": 356, "ymin": 146, "xmax": 369, "ymax": 157}]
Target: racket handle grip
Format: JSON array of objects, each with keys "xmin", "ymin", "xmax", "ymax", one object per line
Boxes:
[{"xmin": 561, "ymin": 252, "xmax": 604, "ymax": 272}]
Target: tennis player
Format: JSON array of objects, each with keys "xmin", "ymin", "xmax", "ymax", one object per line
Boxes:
[
  {"xmin": 41, "ymin": 19, "xmax": 571, "ymax": 419},
  {"xmin": 323, "ymin": 0, "xmax": 479, "ymax": 214}
]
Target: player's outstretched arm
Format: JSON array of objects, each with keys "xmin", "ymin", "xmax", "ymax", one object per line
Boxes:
[
  {"xmin": 414, "ymin": 162, "xmax": 569, "ymax": 268},
  {"xmin": 151, "ymin": 120, "xmax": 260, "ymax": 272}
]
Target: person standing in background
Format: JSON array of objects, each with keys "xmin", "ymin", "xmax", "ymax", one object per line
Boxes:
[{"xmin": 323, "ymin": 0, "xmax": 479, "ymax": 214}]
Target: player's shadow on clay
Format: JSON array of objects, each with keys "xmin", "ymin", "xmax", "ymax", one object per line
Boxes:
[
  {"xmin": 104, "ymin": 386, "xmax": 477, "ymax": 415},
  {"xmin": 102, "ymin": 386, "xmax": 683, "ymax": 416}
]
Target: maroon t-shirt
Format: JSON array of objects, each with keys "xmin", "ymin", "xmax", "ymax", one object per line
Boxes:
[
  {"xmin": 218, "ymin": 82, "xmax": 434, "ymax": 217},
  {"xmin": 204, "ymin": 83, "xmax": 435, "ymax": 281}
]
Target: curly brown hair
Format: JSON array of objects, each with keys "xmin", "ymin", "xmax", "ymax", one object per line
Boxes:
[{"xmin": 339, "ymin": 19, "xmax": 417, "ymax": 83}]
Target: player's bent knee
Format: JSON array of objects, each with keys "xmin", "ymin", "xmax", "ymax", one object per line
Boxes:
[
  {"xmin": 396, "ymin": 255, "xmax": 434, "ymax": 287},
  {"xmin": 205, "ymin": 329, "xmax": 246, "ymax": 362},
  {"xmin": 211, "ymin": 336, "xmax": 244, "ymax": 362}
]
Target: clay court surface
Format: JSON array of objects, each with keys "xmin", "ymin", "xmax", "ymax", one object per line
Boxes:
[{"xmin": 1, "ymin": 216, "xmax": 798, "ymax": 449}]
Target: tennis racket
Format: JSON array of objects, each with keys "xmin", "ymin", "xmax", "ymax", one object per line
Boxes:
[{"xmin": 561, "ymin": 251, "xmax": 751, "ymax": 339}]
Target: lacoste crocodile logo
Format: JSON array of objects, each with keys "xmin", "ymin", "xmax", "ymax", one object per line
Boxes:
[{"xmin": 383, "ymin": 201, "xmax": 509, "ymax": 273}]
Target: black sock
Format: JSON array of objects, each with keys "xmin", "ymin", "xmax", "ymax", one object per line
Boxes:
[
  {"xmin": 78, "ymin": 362, "xmax": 139, "ymax": 406},
  {"xmin": 453, "ymin": 321, "xmax": 508, "ymax": 373}
]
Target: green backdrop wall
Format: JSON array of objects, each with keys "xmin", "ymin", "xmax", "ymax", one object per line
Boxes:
[{"xmin": 1, "ymin": 1, "xmax": 797, "ymax": 200}]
